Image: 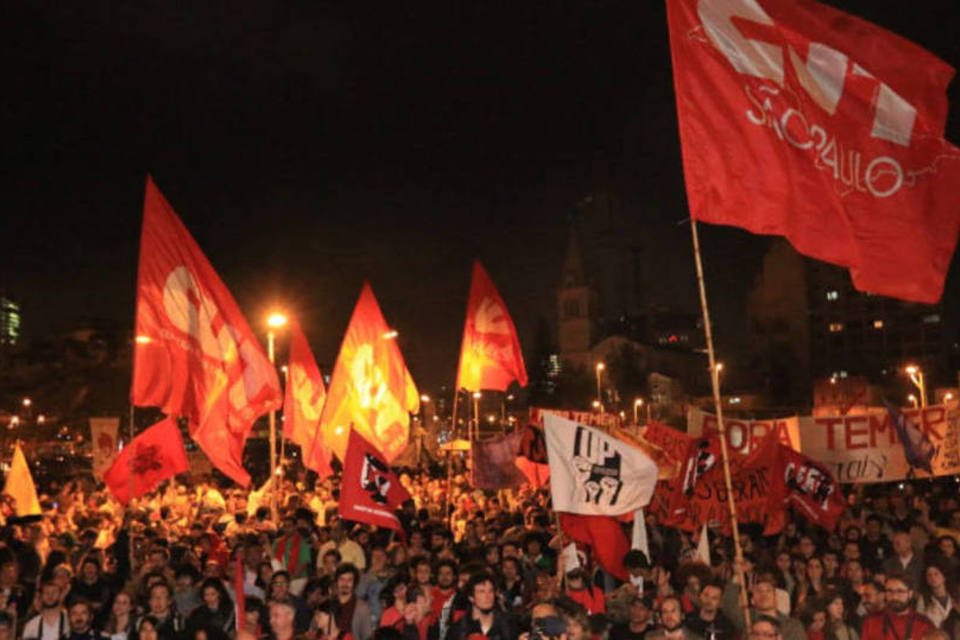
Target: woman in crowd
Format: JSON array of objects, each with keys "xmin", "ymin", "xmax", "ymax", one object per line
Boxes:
[
  {"xmin": 186, "ymin": 578, "xmax": 235, "ymax": 636},
  {"xmin": 916, "ymin": 561, "xmax": 956, "ymax": 629},
  {"xmin": 101, "ymin": 590, "xmax": 137, "ymax": 640}
]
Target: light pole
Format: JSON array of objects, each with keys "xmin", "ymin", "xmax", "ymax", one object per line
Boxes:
[
  {"xmin": 905, "ymin": 365, "xmax": 927, "ymax": 408},
  {"xmin": 266, "ymin": 311, "xmax": 288, "ymax": 524},
  {"xmin": 595, "ymin": 363, "xmax": 605, "ymax": 413}
]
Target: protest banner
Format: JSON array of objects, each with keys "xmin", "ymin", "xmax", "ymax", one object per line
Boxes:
[
  {"xmin": 687, "ymin": 407, "xmax": 800, "ymax": 455},
  {"xmin": 799, "ymin": 405, "xmax": 960, "ymax": 483},
  {"xmin": 89, "ymin": 417, "xmax": 120, "ymax": 479}
]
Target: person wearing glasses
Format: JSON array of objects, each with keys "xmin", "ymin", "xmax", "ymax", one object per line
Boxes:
[{"xmin": 860, "ymin": 573, "xmax": 934, "ymax": 640}]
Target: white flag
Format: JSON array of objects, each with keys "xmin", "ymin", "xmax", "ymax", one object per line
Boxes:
[
  {"xmin": 545, "ymin": 415, "xmax": 658, "ymax": 516},
  {"xmin": 89, "ymin": 417, "xmax": 120, "ymax": 479},
  {"xmin": 696, "ymin": 523, "xmax": 711, "ymax": 565}
]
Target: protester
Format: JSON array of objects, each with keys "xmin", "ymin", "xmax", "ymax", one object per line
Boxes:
[{"xmin": 860, "ymin": 574, "xmax": 934, "ymax": 640}]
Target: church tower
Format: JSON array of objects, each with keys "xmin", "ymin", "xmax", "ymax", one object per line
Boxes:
[{"xmin": 557, "ymin": 227, "xmax": 595, "ymax": 370}]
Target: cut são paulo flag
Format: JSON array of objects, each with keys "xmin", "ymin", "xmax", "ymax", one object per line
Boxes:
[
  {"xmin": 667, "ymin": 0, "xmax": 960, "ymax": 303},
  {"xmin": 339, "ymin": 429, "xmax": 411, "ymax": 531},
  {"xmin": 132, "ymin": 176, "xmax": 281, "ymax": 486},
  {"xmin": 455, "ymin": 260, "xmax": 528, "ymax": 392}
]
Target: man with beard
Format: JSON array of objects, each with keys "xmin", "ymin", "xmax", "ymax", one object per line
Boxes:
[
  {"xmin": 332, "ymin": 564, "xmax": 373, "ymax": 640},
  {"xmin": 861, "ymin": 574, "xmax": 934, "ymax": 640},
  {"xmin": 64, "ymin": 600, "xmax": 98, "ymax": 640},
  {"xmin": 857, "ymin": 581, "xmax": 887, "ymax": 622},
  {"xmin": 447, "ymin": 574, "xmax": 515, "ymax": 639},
  {"xmin": 22, "ymin": 581, "xmax": 67, "ymax": 640},
  {"xmin": 431, "ymin": 560, "xmax": 458, "ymax": 620},
  {"xmin": 686, "ymin": 583, "xmax": 737, "ymax": 640},
  {"xmin": 645, "ymin": 595, "xmax": 703, "ymax": 640},
  {"xmin": 609, "ymin": 595, "xmax": 656, "ymax": 640}
]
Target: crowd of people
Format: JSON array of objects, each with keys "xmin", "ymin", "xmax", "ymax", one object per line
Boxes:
[{"xmin": 1, "ymin": 465, "xmax": 960, "ymax": 640}]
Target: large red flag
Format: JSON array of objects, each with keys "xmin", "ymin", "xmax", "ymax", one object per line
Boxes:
[
  {"xmin": 103, "ymin": 417, "xmax": 189, "ymax": 504},
  {"xmin": 132, "ymin": 176, "xmax": 281, "ymax": 486},
  {"xmin": 311, "ymin": 283, "xmax": 419, "ymax": 463},
  {"xmin": 667, "ymin": 0, "xmax": 960, "ymax": 303},
  {"xmin": 455, "ymin": 261, "xmax": 528, "ymax": 392},
  {"xmin": 338, "ymin": 429, "xmax": 411, "ymax": 531},
  {"xmin": 559, "ymin": 513, "xmax": 630, "ymax": 582},
  {"xmin": 775, "ymin": 444, "xmax": 846, "ymax": 531},
  {"xmin": 282, "ymin": 319, "xmax": 332, "ymax": 478}
]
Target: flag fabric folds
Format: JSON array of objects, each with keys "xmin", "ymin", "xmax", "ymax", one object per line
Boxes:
[
  {"xmin": 885, "ymin": 401, "xmax": 936, "ymax": 474},
  {"xmin": 338, "ymin": 429, "xmax": 411, "ymax": 531},
  {"xmin": 283, "ymin": 319, "xmax": 332, "ymax": 478},
  {"xmin": 545, "ymin": 415, "xmax": 658, "ymax": 517},
  {"xmin": 667, "ymin": 0, "xmax": 960, "ymax": 303},
  {"xmin": 3, "ymin": 444, "xmax": 41, "ymax": 516},
  {"xmin": 455, "ymin": 260, "xmax": 528, "ymax": 392},
  {"xmin": 559, "ymin": 513, "xmax": 630, "ymax": 582},
  {"xmin": 103, "ymin": 417, "xmax": 190, "ymax": 505},
  {"xmin": 470, "ymin": 431, "xmax": 526, "ymax": 490},
  {"xmin": 777, "ymin": 445, "xmax": 846, "ymax": 531},
  {"xmin": 313, "ymin": 283, "xmax": 419, "ymax": 463},
  {"xmin": 132, "ymin": 176, "xmax": 281, "ymax": 486}
]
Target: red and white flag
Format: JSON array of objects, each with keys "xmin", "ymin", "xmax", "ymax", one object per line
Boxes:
[
  {"xmin": 667, "ymin": 0, "xmax": 960, "ymax": 303},
  {"xmin": 103, "ymin": 417, "xmax": 190, "ymax": 504},
  {"xmin": 456, "ymin": 261, "xmax": 528, "ymax": 392},
  {"xmin": 132, "ymin": 176, "xmax": 281, "ymax": 486},
  {"xmin": 283, "ymin": 319, "xmax": 332, "ymax": 478},
  {"xmin": 338, "ymin": 429, "xmax": 411, "ymax": 531}
]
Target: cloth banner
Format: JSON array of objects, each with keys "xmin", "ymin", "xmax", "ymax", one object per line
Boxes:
[
  {"xmin": 339, "ymin": 429, "xmax": 411, "ymax": 531},
  {"xmin": 531, "ymin": 407, "xmax": 623, "ymax": 431},
  {"xmin": 687, "ymin": 407, "xmax": 800, "ymax": 455},
  {"xmin": 89, "ymin": 417, "xmax": 120, "ymax": 479},
  {"xmin": 799, "ymin": 405, "xmax": 960, "ymax": 483},
  {"xmin": 545, "ymin": 415, "xmax": 658, "ymax": 516},
  {"xmin": 559, "ymin": 513, "xmax": 630, "ymax": 582}
]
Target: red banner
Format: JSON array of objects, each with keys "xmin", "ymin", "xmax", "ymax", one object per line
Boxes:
[
  {"xmin": 339, "ymin": 430, "xmax": 411, "ymax": 531},
  {"xmin": 132, "ymin": 176, "xmax": 281, "ymax": 486},
  {"xmin": 667, "ymin": 0, "xmax": 960, "ymax": 303}
]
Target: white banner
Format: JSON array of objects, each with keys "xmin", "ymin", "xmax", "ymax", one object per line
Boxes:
[
  {"xmin": 799, "ymin": 405, "xmax": 960, "ymax": 483},
  {"xmin": 89, "ymin": 417, "xmax": 120, "ymax": 479},
  {"xmin": 686, "ymin": 407, "xmax": 800, "ymax": 455},
  {"xmin": 545, "ymin": 415, "xmax": 657, "ymax": 516}
]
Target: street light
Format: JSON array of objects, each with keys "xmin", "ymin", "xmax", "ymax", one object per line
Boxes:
[
  {"xmin": 595, "ymin": 362, "xmax": 605, "ymax": 412},
  {"xmin": 907, "ymin": 394, "xmax": 919, "ymax": 409},
  {"xmin": 420, "ymin": 394, "xmax": 431, "ymax": 404},
  {"xmin": 904, "ymin": 364, "xmax": 927, "ymax": 408},
  {"xmin": 22, "ymin": 398, "xmax": 32, "ymax": 408},
  {"xmin": 265, "ymin": 310, "xmax": 288, "ymax": 524},
  {"xmin": 633, "ymin": 398, "xmax": 644, "ymax": 425}
]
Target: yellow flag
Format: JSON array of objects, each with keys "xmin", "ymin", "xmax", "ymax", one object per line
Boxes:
[{"xmin": 4, "ymin": 444, "xmax": 41, "ymax": 516}]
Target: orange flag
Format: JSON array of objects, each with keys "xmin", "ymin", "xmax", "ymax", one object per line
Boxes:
[
  {"xmin": 283, "ymin": 319, "xmax": 332, "ymax": 478},
  {"xmin": 131, "ymin": 176, "xmax": 281, "ymax": 486},
  {"xmin": 310, "ymin": 283, "xmax": 419, "ymax": 463},
  {"xmin": 455, "ymin": 260, "xmax": 528, "ymax": 392}
]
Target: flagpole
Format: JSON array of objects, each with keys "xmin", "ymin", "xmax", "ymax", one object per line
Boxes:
[
  {"xmin": 267, "ymin": 329, "xmax": 280, "ymax": 526},
  {"xmin": 688, "ymin": 219, "xmax": 751, "ymax": 627}
]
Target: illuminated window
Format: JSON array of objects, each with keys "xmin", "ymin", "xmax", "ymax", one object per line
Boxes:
[
  {"xmin": 826, "ymin": 290, "xmax": 839, "ymax": 301},
  {"xmin": 923, "ymin": 314, "xmax": 941, "ymax": 324},
  {"xmin": 873, "ymin": 320, "xmax": 884, "ymax": 329},
  {"xmin": 829, "ymin": 323, "xmax": 844, "ymax": 333}
]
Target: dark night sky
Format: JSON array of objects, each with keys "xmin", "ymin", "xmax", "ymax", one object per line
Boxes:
[{"xmin": 2, "ymin": 1, "xmax": 959, "ymax": 392}]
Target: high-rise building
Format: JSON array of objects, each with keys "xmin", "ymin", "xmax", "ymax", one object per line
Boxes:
[{"xmin": 0, "ymin": 297, "xmax": 20, "ymax": 346}]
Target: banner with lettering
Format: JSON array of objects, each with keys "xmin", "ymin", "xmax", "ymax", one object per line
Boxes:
[
  {"xmin": 799, "ymin": 405, "xmax": 960, "ymax": 483},
  {"xmin": 687, "ymin": 407, "xmax": 800, "ymax": 455},
  {"xmin": 530, "ymin": 407, "xmax": 623, "ymax": 431}
]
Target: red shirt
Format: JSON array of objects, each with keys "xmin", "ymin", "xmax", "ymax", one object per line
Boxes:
[
  {"xmin": 431, "ymin": 586, "xmax": 455, "ymax": 619},
  {"xmin": 566, "ymin": 585, "xmax": 606, "ymax": 614},
  {"xmin": 861, "ymin": 611, "xmax": 935, "ymax": 640}
]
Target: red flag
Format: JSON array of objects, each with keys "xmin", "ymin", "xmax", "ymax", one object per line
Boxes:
[
  {"xmin": 338, "ymin": 429, "xmax": 411, "ymax": 531},
  {"xmin": 103, "ymin": 417, "xmax": 189, "ymax": 504},
  {"xmin": 559, "ymin": 513, "xmax": 630, "ymax": 582},
  {"xmin": 776, "ymin": 444, "xmax": 846, "ymax": 530},
  {"xmin": 132, "ymin": 176, "xmax": 281, "ymax": 486},
  {"xmin": 667, "ymin": 0, "xmax": 960, "ymax": 303},
  {"xmin": 312, "ymin": 283, "xmax": 419, "ymax": 463},
  {"xmin": 455, "ymin": 261, "xmax": 528, "ymax": 392},
  {"xmin": 282, "ymin": 319, "xmax": 332, "ymax": 478}
]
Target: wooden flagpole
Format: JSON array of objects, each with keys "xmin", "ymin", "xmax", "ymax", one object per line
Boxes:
[{"xmin": 689, "ymin": 219, "xmax": 751, "ymax": 627}]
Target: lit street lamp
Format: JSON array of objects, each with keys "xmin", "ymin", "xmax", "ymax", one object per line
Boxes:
[
  {"xmin": 595, "ymin": 363, "xmax": 605, "ymax": 413},
  {"xmin": 907, "ymin": 394, "xmax": 919, "ymax": 409},
  {"xmin": 905, "ymin": 365, "xmax": 927, "ymax": 408},
  {"xmin": 266, "ymin": 311, "xmax": 288, "ymax": 524}
]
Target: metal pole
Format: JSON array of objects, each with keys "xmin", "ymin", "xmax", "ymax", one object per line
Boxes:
[
  {"xmin": 689, "ymin": 219, "xmax": 751, "ymax": 628},
  {"xmin": 267, "ymin": 330, "xmax": 279, "ymax": 524}
]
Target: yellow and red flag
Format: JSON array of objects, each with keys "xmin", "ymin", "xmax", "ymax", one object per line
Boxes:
[
  {"xmin": 311, "ymin": 283, "xmax": 419, "ymax": 463},
  {"xmin": 283, "ymin": 319, "xmax": 332, "ymax": 478},
  {"xmin": 455, "ymin": 260, "xmax": 528, "ymax": 392},
  {"xmin": 131, "ymin": 176, "xmax": 281, "ymax": 486}
]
